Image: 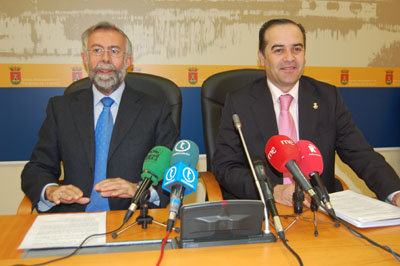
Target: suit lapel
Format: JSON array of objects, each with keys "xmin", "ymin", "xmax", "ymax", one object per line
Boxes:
[
  {"xmin": 250, "ymin": 79, "xmax": 278, "ymax": 144},
  {"xmin": 298, "ymin": 78, "xmax": 319, "ymax": 140},
  {"xmin": 108, "ymin": 86, "xmax": 143, "ymax": 159},
  {"xmin": 70, "ymin": 89, "xmax": 95, "ymax": 169}
]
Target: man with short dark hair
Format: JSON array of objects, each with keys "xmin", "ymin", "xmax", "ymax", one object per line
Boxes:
[
  {"xmin": 21, "ymin": 22, "xmax": 179, "ymax": 212},
  {"xmin": 213, "ymin": 18, "xmax": 400, "ymax": 207}
]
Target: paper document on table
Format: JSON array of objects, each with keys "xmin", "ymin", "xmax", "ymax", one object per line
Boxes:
[
  {"xmin": 18, "ymin": 212, "xmax": 106, "ymax": 249},
  {"xmin": 329, "ymin": 190, "xmax": 400, "ymax": 228}
]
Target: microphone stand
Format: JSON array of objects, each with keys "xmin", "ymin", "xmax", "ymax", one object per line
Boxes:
[
  {"xmin": 232, "ymin": 115, "xmax": 270, "ymax": 235},
  {"xmin": 282, "ymin": 184, "xmax": 337, "ymax": 236},
  {"xmin": 282, "ymin": 184, "xmax": 304, "ymax": 231},
  {"xmin": 112, "ymin": 190, "xmax": 179, "ymax": 239}
]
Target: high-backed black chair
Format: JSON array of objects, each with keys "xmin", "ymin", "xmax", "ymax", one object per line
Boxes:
[
  {"xmin": 64, "ymin": 72, "xmax": 182, "ymax": 132},
  {"xmin": 201, "ymin": 69, "xmax": 265, "ymax": 171}
]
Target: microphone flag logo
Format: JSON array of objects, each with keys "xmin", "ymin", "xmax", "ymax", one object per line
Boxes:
[
  {"xmin": 267, "ymin": 146, "xmax": 276, "ymax": 160},
  {"xmin": 182, "ymin": 167, "xmax": 196, "ymax": 183},
  {"xmin": 175, "ymin": 140, "xmax": 191, "ymax": 152},
  {"xmin": 165, "ymin": 166, "xmax": 177, "ymax": 182},
  {"xmin": 308, "ymin": 143, "xmax": 317, "ymax": 153}
]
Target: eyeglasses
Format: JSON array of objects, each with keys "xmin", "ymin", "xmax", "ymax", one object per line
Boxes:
[{"xmin": 88, "ymin": 47, "xmax": 125, "ymax": 58}]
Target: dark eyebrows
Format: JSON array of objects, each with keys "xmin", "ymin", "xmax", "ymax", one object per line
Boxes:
[
  {"xmin": 270, "ymin": 44, "xmax": 284, "ymax": 50},
  {"xmin": 270, "ymin": 43, "xmax": 304, "ymax": 50}
]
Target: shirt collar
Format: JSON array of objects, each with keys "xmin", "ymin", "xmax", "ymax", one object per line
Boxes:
[
  {"xmin": 267, "ymin": 79, "xmax": 299, "ymax": 105},
  {"xmin": 92, "ymin": 82, "xmax": 125, "ymax": 107}
]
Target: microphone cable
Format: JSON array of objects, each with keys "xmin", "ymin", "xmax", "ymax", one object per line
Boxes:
[
  {"xmin": 337, "ymin": 218, "xmax": 400, "ymax": 262},
  {"xmin": 281, "ymin": 239, "xmax": 304, "ymax": 266},
  {"xmin": 156, "ymin": 230, "xmax": 171, "ymax": 266},
  {"xmin": 317, "ymin": 204, "xmax": 400, "ymax": 262},
  {"xmin": 13, "ymin": 221, "xmax": 126, "ymax": 266}
]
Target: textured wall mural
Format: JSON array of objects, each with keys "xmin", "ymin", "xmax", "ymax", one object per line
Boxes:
[{"xmin": 0, "ymin": 0, "xmax": 399, "ymax": 67}]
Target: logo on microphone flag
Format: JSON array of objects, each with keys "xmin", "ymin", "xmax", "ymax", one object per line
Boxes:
[
  {"xmin": 307, "ymin": 143, "xmax": 317, "ymax": 153},
  {"xmin": 174, "ymin": 140, "xmax": 191, "ymax": 152}
]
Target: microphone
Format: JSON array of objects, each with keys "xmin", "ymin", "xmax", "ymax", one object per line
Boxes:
[
  {"xmin": 297, "ymin": 140, "xmax": 337, "ymax": 219},
  {"xmin": 123, "ymin": 146, "xmax": 172, "ymax": 224},
  {"xmin": 162, "ymin": 140, "xmax": 199, "ymax": 231},
  {"xmin": 253, "ymin": 158, "xmax": 285, "ymax": 240},
  {"xmin": 232, "ymin": 114, "xmax": 270, "ymax": 234},
  {"xmin": 265, "ymin": 135, "xmax": 323, "ymax": 208}
]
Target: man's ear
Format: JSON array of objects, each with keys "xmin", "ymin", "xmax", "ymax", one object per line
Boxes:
[
  {"xmin": 81, "ymin": 52, "xmax": 88, "ymax": 67},
  {"xmin": 258, "ymin": 50, "xmax": 265, "ymax": 67},
  {"xmin": 125, "ymin": 55, "xmax": 133, "ymax": 70}
]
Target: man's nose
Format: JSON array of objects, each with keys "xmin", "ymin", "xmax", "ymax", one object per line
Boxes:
[
  {"xmin": 101, "ymin": 50, "xmax": 112, "ymax": 62},
  {"xmin": 284, "ymin": 50, "xmax": 295, "ymax": 61}
]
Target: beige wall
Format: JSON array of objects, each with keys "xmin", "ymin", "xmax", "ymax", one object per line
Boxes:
[
  {"xmin": 1, "ymin": 0, "xmax": 399, "ymax": 67},
  {"xmin": 335, "ymin": 148, "xmax": 400, "ymax": 197},
  {"xmin": 0, "ymin": 162, "xmax": 26, "ymax": 215}
]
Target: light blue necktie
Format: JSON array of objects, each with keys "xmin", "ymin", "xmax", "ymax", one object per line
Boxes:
[{"xmin": 86, "ymin": 97, "xmax": 114, "ymax": 212}]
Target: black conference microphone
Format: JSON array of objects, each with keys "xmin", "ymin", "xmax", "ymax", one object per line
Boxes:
[
  {"xmin": 232, "ymin": 115, "xmax": 268, "ymax": 206},
  {"xmin": 123, "ymin": 146, "xmax": 172, "ymax": 224},
  {"xmin": 232, "ymin": 114, "xmax": 272, "ymax": 236},
  {"xmin": 162, "ymin": 140, "xmax": 199, "ymax": 232},
  {"xmin": 253, "ymin": 158, "xmax": 285, "ymax": 241},
  {"xmin": 297, "ymin": 140, "xmax": 337, "ymax": 220},
  {"xmin": 265, "ymin": 135, "xmax": 323, "ymax": 208}
]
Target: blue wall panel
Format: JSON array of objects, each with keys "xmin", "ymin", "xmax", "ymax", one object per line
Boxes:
[
  {"xmin": 339, "ymin": 87, "xmax": 400, "ymax": 147},
  {"xmin": 0, "ymin": 87, "xmax": 64, "ymax": 161},
  {"xmin": 0, "ymin": 86, "xmax": 399, "ymax": 161},
  {"xmin": 180, "ymin": 87, "xmax": 205, "ymax": 154}
]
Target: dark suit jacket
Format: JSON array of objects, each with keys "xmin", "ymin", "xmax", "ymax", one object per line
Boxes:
[
  {"xmin": 213, "ymin": 75, "xmax": 400, "ymax": 201},
  {"xmin": 21, "ymin": 84, "xmax": 179, "ymax": 212}
]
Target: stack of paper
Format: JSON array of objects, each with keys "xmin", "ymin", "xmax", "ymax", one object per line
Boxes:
[
  {"xmin": 18, "ymin": 212, "xmax": 106, "ymax": 250},
  {"xmin": 329, "ymin": 190, "xmax": 400, "ymax": 228}
]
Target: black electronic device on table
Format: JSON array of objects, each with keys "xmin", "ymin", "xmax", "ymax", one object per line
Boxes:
[{"xmin": 176, "ymin": 200, "xmax": 276, "ymax": 248}]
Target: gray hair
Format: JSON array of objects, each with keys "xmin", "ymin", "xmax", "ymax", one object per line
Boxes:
[{"xmin": 81, "ymin": 21, "xmax": 132, "ymax": 59}]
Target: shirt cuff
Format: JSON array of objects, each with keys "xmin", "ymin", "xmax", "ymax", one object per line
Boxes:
[
  {"xmin": 37, "ymin": 183, "xmax": 58, "ymax": 212},
  {"xmin": 148, "ymin": 186, "xmax": 160, "ymax": 206},
  {"xmin": 387, "ymin": 191, "xmax": 400, "ymax": 205}
]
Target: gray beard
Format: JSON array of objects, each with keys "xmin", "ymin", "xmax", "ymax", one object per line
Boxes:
[{"xmin": 89, "ymin": 61, "xmax": 127, "ymax": 94}]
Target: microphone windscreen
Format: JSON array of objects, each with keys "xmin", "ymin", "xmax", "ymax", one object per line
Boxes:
[
  {"xmin": 265, "ymin": 135, "xmax": 301, "ymax": 173},
  {"xmin": 141, "ymin": 146, "xmax": 172, "ymax": 185},
  {"xmin": 170, "ymin": 140, "xmax": 199, "ymax": 168},
  {"xmin": 297, "ymin": 140, "xmax": 324, "ymax": 176}
]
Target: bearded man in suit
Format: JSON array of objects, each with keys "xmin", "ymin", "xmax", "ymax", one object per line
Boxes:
[{"xmin": 21, "ymin": 22, "xmax": 179, "ymax": 212}]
